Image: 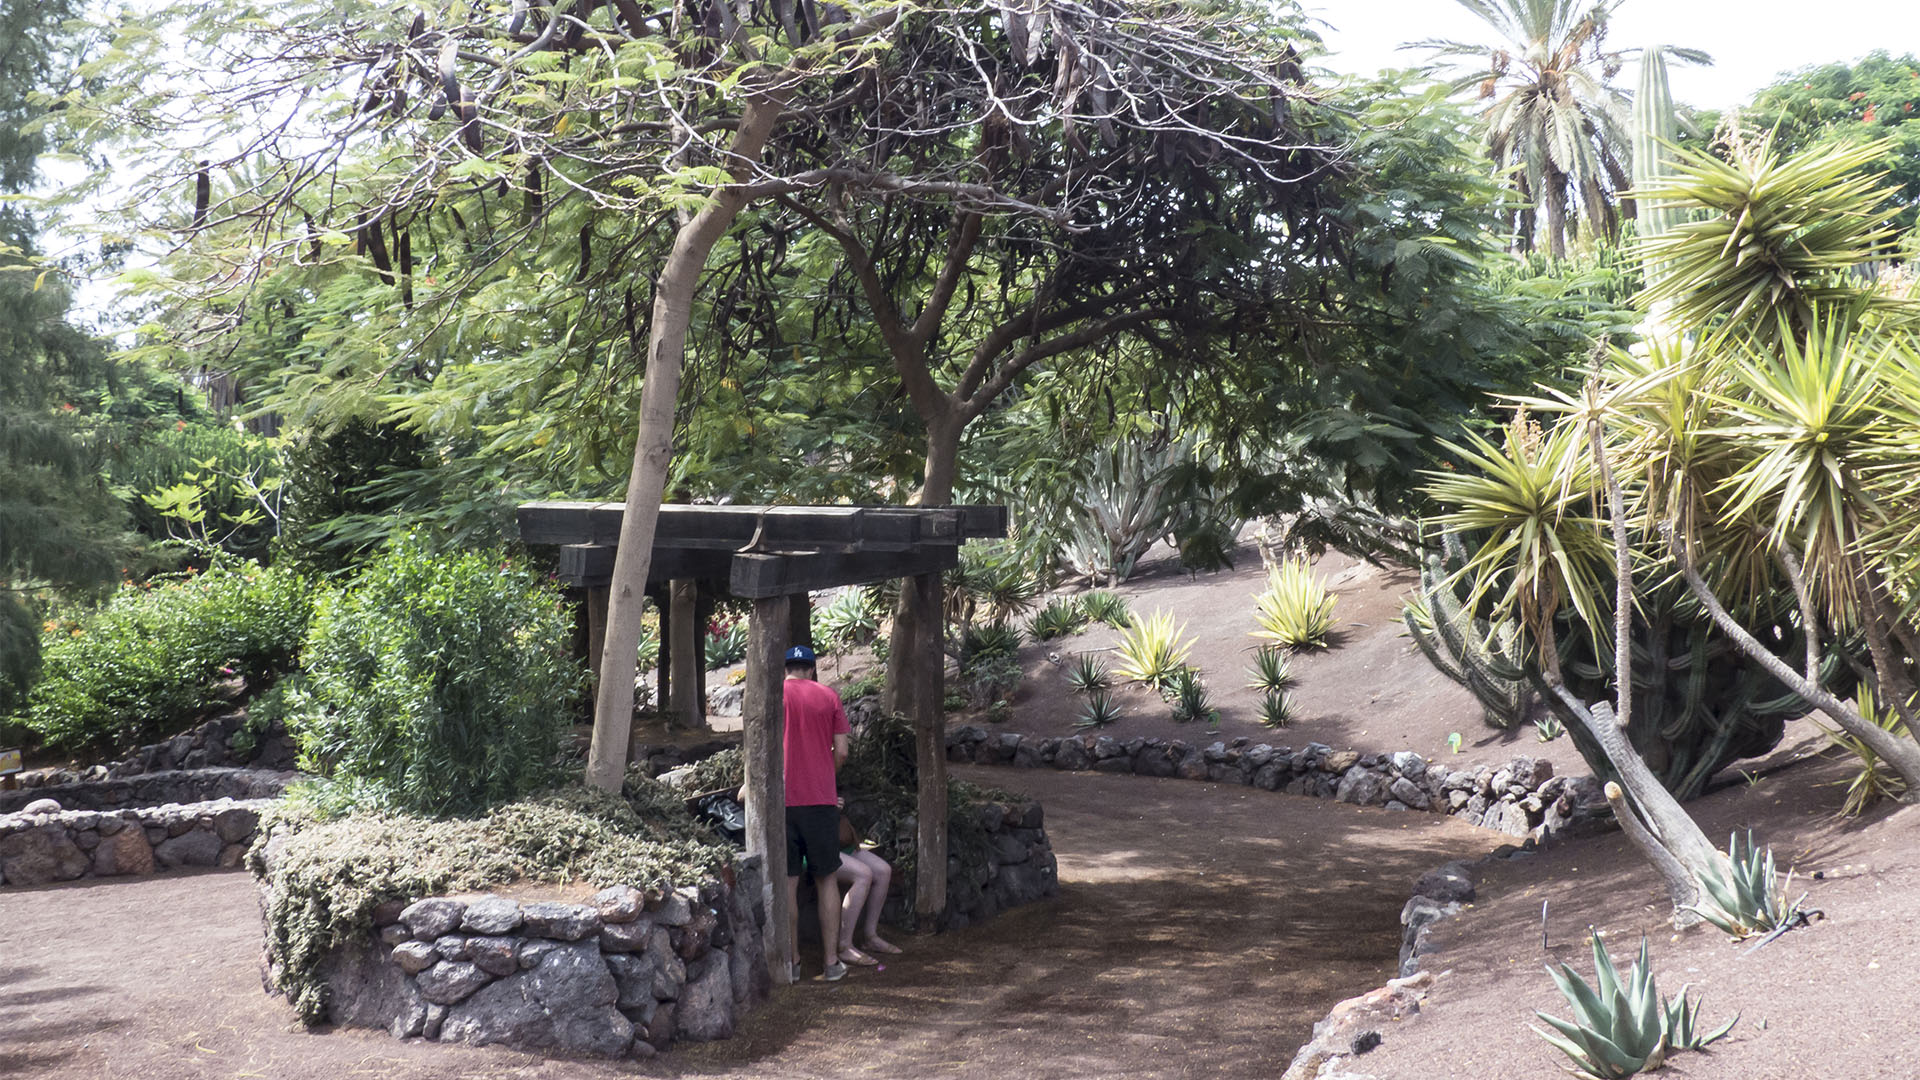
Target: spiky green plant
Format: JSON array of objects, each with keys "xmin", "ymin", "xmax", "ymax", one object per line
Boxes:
[
  {"xmin": 1166, "ymin": 668, "xmax": 1216, "ymax": 726},
  {"xmin": 1064, "ymin": 653, "xmax": 1112, "ymax": 696},
  {"xmin": 1689, "ymin": 832, "xmax": 1803, "ymax": 939},
  {"xmin": 1062, "ymin": 441, "xmax": 1187, "ymax": 585},
  {"xmin": 1112, "ymin": 609, "xmax": 1195, "ymax": 689},
  {"xmin": 1534, "ymin": 933, "xmax": 1736, "ymax": 1078},
  {"xmin": 1028, "ymin": 597, "xmax": 1089, "ymax": 642},
  {"xmin": 1246, "ymin": 646, "xmax": 1296, "ymax": 694},
  {"xmin": 1818, "ymin": 685, "xmax": 1911, "ymax": 816},
  {"xmin": 960, "ymin": 623, "xmax": 1024, "ymax": 669},
  {"xmin": 1535, "ymin": 714, "xmax": 1565, "ymax": 743},
  {"xmin": 1082, "ymin": 591, "xmax": 1131, "ymax": 628},
  {"xmin": 1251, "ymin": 557, "xmax": 1337, "ymax": 649},
  {"xmin": 813, "ymin": 589, "xmax": 881, "ymax": 649},
  {"xmin": 1257, "ymin": 690, "xmax": 1295, "ymax": 729},
  {"xmin": 1073, "ymin": 691, "xmax": 1123, "ymax": 729}
]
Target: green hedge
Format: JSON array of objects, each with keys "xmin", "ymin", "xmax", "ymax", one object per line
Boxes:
[
  {"xmin": 19, "ymin": 562, "xmax": 314, "ymax": 752},
  {"xmin": 291, "ymin": 537, "xmax": 584, "ymax": 816}
]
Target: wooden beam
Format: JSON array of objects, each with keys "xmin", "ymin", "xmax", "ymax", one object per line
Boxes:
[
  {"xmin": 521, "ymin": 502, "xmax": 1009, "ymax": 554},
  {"xmin": 729, "ymin": 547, "xmax": 960, "ymax": 599},
  {"xmin": 742, "ymin": 595, "xmax": 791, "ymax": 985},
  {"xmin": 669, "ymin": 580, "xmax": 701, "ymax": 731},
  {"xmin": 558, "ymin": 544, "xmax": 733, "ymax": 589}
]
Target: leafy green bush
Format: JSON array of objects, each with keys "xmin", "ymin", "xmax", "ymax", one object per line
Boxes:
[
  {"xmin": 1252, "ymin": 557, "xmax": 1337, "ymax": 649},
  {"xmin": 20, "ymin": 561, "xmax": 315, "ymax": 752},
  {"xmin": 292, "ymin": 537, "xmax": 584, "ymax": 815},
  {"xmin": 253, "ymin": 782, "xmax": 731, "ymax": 1023},
  {"xmin": 113, "ymin": 421, "xmax": 282, "ymax": 561}
]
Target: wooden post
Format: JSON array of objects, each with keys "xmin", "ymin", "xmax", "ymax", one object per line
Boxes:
[
  {"xmin": 670, "ymin": 579, "xmax": 702, "ymax": 731},
  {"xmin": 787, "ymin": 592, "xmax": 813, "ymax": 651},
  {"xmin": 742, "ymin": 595, "xmax": 791, "ymax": 984},
  {"xmin": 585, "ymin": 587, "xmax": 610, "ymax": 692},
  {"xmin": 695, "ymin": 589, "xmax": 715, "ymax": 724},
  {"xmin": 649, "ymin": 587, "xmax": 670, "ymax": 719},
  {"xmin": 910, "ymin": 570, "xmax": 948, "ymax": 926}
]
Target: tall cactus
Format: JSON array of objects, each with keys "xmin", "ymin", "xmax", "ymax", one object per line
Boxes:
[
  {"xmin": 1632, "ymin": 45, "xmax": 1683, "ymax": 300},
  {"xmin": 1403, "ymin": 534, "xmax": 1534, "ymax": 729}
]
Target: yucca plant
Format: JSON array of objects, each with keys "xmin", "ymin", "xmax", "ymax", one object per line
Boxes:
[
  {"xmin": 1250, "ymin": 557, "xmax": 1338, "ymax": 649},
  {"xmin": 1028, "ymin": 597, "xmax": 1089, "ymax": 642},
  {"xmin": 960, "ymin": 623, "xmax": 1024, "ymax": 668},
  {"xmin": 1689, "ymin": 831, "xmax": 1803, "ymax": 940},
  {"xmin": 1082, "ymin": 591, "xmax": 1131, "ymax": 628},
  {"xmin": 1246, "ymin": 646, "xmax": 1295, "ymax": 693},
  {"xmin": 1257, "ymin": 690, "xmax": 1295, "ymax": 729},
  {"xmin": 1112, "ymin": 609, "xmax": 1195, "ymax": 689},
  {"xmin": 1166, "ymin": 668, "xmax": 1216, "ymax": 726},
  {"xmin": 1064, "ymin": 653, "xmax": 1111, "ymax": 696},
  {"xmin": 1073, "ymin": 691, "xmax": 1123, "ymax": 729},
  {"xmin": 1818, "ymin": 685, "xmax": 1911, "ymax": 816},
  {"xmin": 1534, "ymin": 933, "xmax": 1736, "ymax": 1078},
  {"xmin": 946, "ymin": 542, "xmax": 1044, "ymax": 628}
]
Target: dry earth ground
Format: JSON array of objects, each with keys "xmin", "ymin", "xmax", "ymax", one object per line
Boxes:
[{"xmin": 0, "ymin": 767, "xmax": 1496, "ymax": 1080}]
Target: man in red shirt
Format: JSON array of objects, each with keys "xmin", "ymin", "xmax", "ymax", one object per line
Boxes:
[{"xmin": 782, "ymin": 644, "xmax": 851, "ymax": 981}]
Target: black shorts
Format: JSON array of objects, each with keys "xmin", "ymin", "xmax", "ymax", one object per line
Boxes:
[{"xmin": 786, "ymin": 805, "xmax": 842, "ymax": 879}]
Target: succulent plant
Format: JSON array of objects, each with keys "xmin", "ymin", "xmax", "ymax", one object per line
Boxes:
[
  {"xmin": 1534, "ymin": 932, "xmax": 1736, "ymax": 1078},
  {"xmin": 1112, "ymin": 609, "xmax": 1195, "ymax": 689},
  {"xmin": 1064, "ymin": 653, "xmax": 1112, "ymax": 695},
  {"xmin": 1166, "ymin": 668, "xmax": 1216, "ymax": 726},
  {"xmin": 1028, "ymin": 597, "xmax": 1089, "ymax": 642},
  {"xmin": 1402, "ymin": 534, "xmax": 1532, "ymax": 730},
  {"xmin": 1251, "ymin": 557, "xmax": 1336, "ymax": 649},
  {"xmin": 1257, "ymin": 690, "xmax": 1295, "ymax": 729},
  {"xmin": 1073, "ymin": 691, "xmax": 1123, "ymax": 729},
  {"xmin": 1081, "ymin": 591, "xmax": 1131, "ymax": 628},
  {"xmin": 1247, "ymin": 646, "xmax": 1295, "ymax": 693},
  {"xmin": 1690, "ymin": 831, "xmax": 1804, "ymax": 939}
]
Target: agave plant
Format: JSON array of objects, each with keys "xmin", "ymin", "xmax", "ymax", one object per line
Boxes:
[
  {"xmin": 1081, "ymin": 591, "xmax": 1132, "ymax": 628},
  {"xmin": 1166, "ymin": 668, "xmax": 1216, "ymax": 726},
  {"xmin": 1689, "ymin": 832, "xmax": 1803, "ymax": 940},
  {"xmin": 1028, "ymin": 597, "xmax": 1089, "ymax": 642},
  {"xmin": 1534, "ymin": 713, "xmax": 1565, "ymax": 743},
  {"xmin": 1257, "ymin": 689, "xmax": 1295, "ymax": 729},
  {"xmin": 1073, "ymin": 691, "xmax": 1123, "ymax": 730},
  {"xmin": 1064, "ymin": 653, "xmax": 1111, "ymax": 696},
  {"xmin": 702, "ymin": 618, "xmax": 750, "ymax": 668},
  {"xmin": 813, "ymin": 589, "xmax": 881, "ymax": 649},
  {"xmin": 959, "ymin": 623, "xmax": 1024, "ymax": 669},
  {"xmin": 1246, "ymin": 646, "xmax": 1295, "ymax": 694},
  {"xmin": 1534, "ymin": 933, "xmax": 1736, "ymax": 1078},
  {"xmin": 1251, "ymin": 557, "xmax": 1337, "ymax": 649},
  {"xmin": 1113, "ymin": 609, "xmax": 1195, "ymax": 689},
  {"xmin": 1061, "ymin": 440, "xmax": 1187, "ymax": 586}
]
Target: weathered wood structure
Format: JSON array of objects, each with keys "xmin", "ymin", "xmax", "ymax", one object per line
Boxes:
[{"xmin": 516, "ymin": 502, "xmax": 1007, "ymax": 984}]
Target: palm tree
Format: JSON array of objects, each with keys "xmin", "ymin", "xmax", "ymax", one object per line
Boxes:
[{"xmin": 1417, "ymin": 1, "xmax": 1706, "ymax": 258}]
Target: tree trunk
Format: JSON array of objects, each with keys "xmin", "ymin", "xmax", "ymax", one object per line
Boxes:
[
  {"xmin": 1545, "ymin": 168, "xmax": 1569, "ymax": 260},
  {"xmin": 586, "ymin": 91, "xmax": 795, "ymax": 793},
  {"xmin": 742, "ymin": 595, "xmax": 790, "ymax": 983},
  {"xmin": 885, "ymin": 414, "xmax": 962, "ymax": 714}
]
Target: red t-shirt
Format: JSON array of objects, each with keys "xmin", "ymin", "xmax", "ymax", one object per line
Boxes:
[{"xmin": 783, "ymin": 677, "xmax": 850, "ymax": 807}]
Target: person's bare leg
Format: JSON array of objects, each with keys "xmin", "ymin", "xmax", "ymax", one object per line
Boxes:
[
  {"xmin": 815, "ymin": 872, "xmax": 842, "ymax": 974},
  {"xmin": 835, "ymin": 857, "xmax": 873, "ymax": 961},
  {"xmin": 785, "ymin": 874, "xmax": 802, "ymax": 975},
  {"xmin": 854, "ymin": 851, "xmax": 900, "ymax": 952}
]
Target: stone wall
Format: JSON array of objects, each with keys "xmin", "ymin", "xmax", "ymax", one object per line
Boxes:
[
  {"xmin": 308, "ymin": 858, "xmax": 771, "ymax": 1059},
  {"xmin": 946, "ymin": 726, "xmax": 1611, "ymax": 844},
  {"xmin": 6, "ymin": 709, "xmax": 298, "ymax": 792},
  {"xmin": 0, "ymin": 797, "xmax": 267, "ymax": 887},
  {"xmin": 0, "ymin": 766, "xmax": 293, "ymax": 815}
]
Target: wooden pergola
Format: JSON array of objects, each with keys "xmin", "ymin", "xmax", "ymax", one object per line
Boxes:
[{"xmin": 516, "ymin": 502, "xmax": 1007, "ymax": 983}]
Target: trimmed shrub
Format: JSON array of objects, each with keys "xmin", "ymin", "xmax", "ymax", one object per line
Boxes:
[
  {"xmin": 20, "ymin": 561, "xmax": 315, "ymax": 752},
  {"xmin": 292, "ymin": 537, "xmax": 584, "ymax": 815}
]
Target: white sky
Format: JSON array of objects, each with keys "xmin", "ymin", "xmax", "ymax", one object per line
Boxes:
[{"xmin": 1309, "ymin": 0, "xmax": 1920, "ymax": 109}]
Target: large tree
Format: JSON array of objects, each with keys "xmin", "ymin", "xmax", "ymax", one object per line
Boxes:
[
  {"xmin": 1743, "ymin": 51, "xmax": 1920, "ymax": 231},
  {"xmin": 1418, "ymin": 0, "xmax": 1706, "ymax": 258}
]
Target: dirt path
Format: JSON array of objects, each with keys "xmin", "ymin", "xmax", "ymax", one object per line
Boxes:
[{"xmin": 1, "ymin": 768, "xmax": 1494, "ymax": 1079}]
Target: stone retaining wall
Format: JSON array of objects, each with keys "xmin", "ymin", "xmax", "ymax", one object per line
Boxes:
[
  {"xmin": 947, "ymin": 726, "xmax": 1611, "ymax": 844},
  {"xmin": 306, "ymin": 858, "xmax": 771, "ymax": 1059},
  {"xmin": 7, "ymin": 710, "xmax": 300, "ymax": 793},
  {"xmin": 0, "ymin": 766, "xmax": 293, "ymax": 815},
  {"xmin": 0, "ymin": 797, "xmax": 267, "ymax": 887}
]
